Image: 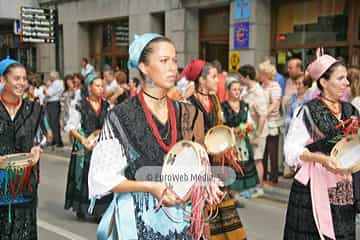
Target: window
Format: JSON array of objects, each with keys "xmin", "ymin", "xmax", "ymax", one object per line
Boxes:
[
  {"xmin": 275, "ymin": 0, "xmax": 348, "ymax": 46},
  {"xmin": 89, "ymin": 19, "xmax": 129, "ymax": 72}
]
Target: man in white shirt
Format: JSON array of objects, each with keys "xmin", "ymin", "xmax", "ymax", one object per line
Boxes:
[
  {"xmin": 103, "ymin": 69, "xmax": 124, "ymax": 108},
  {"xmin": 283, "ymin": 58, "xmax": 303, "ymax": 111},
  {"xmin": 44, "ymin": 70, "xmax": 65, "ymax": 147},
  {"xmin": 80, "ymin": 57, "xmax": 95, "ymax": 78}
]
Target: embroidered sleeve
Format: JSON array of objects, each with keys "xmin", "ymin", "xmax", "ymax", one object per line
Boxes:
[
  {"xmin": 88, "ymin": 112, "xmax": 128, "ymax": 199},
  {"xmin": 284, "ymin": 108, "xmax": 310, "ymax": 167}
]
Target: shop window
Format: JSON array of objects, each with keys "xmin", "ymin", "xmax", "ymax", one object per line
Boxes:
[{"xmin": 276, "ymin": 0, "xmax": 348, "ymax": 46}]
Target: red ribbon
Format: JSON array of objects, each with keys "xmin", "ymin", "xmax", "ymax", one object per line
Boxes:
[{"xmin": 336, "ymin": 117, "xmax": 360, "ymax": 136}]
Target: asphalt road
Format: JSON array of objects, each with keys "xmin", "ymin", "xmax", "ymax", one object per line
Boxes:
[{"xmin": 37, "ymin": 152, "xmax": 360, "ymax": 240}]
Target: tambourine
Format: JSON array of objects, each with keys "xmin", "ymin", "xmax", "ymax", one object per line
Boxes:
[
  {"xmin": 0, "ymin": 153, "xmax": 36, "ymax": 169},
  {"xmin": 204, "ymin": 125, "xmax": 244, "ymax": 175},
  {"xmin": 161, "ymin": 140, "xmax": 221, "ymax": 240},
  {"xmin": 330, "ymin": 136, "xmax": 360, "ymax": 173},
  {"xmin": 0, "ymin": 152, "xmax": 38, "ymax": 204},
  {"xmin": 205, "ymin": 125, "xmax": 236, "ymax": 156},
  {"xmin": 162, "ymin": 140, "xmax": 207, "ymax": 200}
]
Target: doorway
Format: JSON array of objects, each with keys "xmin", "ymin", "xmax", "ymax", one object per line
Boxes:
[
  {"xmin": 200, "ymin": 41, "xmax": 229, "ymax": 69},
  {"xmin": 199, "ymin": 6, "xmax": 229, "ymax": 70}
]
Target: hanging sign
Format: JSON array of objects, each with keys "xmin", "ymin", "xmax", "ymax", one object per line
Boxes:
[
  {"xmin": 234, "ymin": 22, "xmax": 249, "ymax": 49},
  {"xmin": 20, "ymin": 6, "xmax": 57, "ymax": 43},
  {"xmin": 234, "ymin": 0, "xmax": 251, "ymax": 20}
]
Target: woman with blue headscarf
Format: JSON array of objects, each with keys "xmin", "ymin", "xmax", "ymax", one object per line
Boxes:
[
  {"xmin": 64, "ymin": 74, "xmax": 112, "ymax": 221},
  {"xmin": 88, "ymin": 33, "xmax": 219, "ymax": 239},
  {"xmin": 0, "ymin": 57, "xmax": 44, "ymax": 239}
]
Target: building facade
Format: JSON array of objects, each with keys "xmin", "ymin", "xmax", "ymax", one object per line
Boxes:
[
  {"xmin": 41, "ymin": 0, "xmax": 271, "ymax": 76},
  {"xmin": 2, "ymin": 0, "xmax": 359, "ymax": 77},
  {"xmin": 0, "ymin": 0, "xmax": 41, "ymax": 73}
]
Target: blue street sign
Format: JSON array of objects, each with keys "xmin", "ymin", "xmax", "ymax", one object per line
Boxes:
[
  {"xmin": 234, "ymin": 0, "xmax": 251, "ymax": 20},
  {"xmin": 234, "ymin": 22, "xmax": 250, "ymax": 49}
]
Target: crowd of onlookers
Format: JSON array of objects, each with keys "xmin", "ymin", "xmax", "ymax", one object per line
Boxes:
[
  {"xmin": 8, "ymin": 57, "xmax": 140, "ymax": 148},
  {"xmin": 166, "ymin": 55, "xmax": 360, "ymax": 192}
]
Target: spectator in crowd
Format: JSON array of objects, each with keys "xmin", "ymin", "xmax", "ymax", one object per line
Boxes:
[
  {"xmin": 284, "ymin": 73, "xmax": 312, "ymax": 135},
  {"xmin": 167, "ymin": 72, "xmax": 192, "ymax": 101},
  {"xmin": 80, "ymin": 57, "xmax": 94, "ymax": 78},
  {"xmin": 103, "ymin": 68, "xmax": 123, "ymax": 107},
  {"xmin": 281, "ymin": 57, "xmax": 303, "ymax": 178},
  {"xmin": 258, "ymin": 61, "xmax": 283, "ymax": 185},
  {"xmin": 283, "ymin": 57, "xmax": 303, "ymax": 111},
  {"xmin": 32, "ymin": 74, "xmax": 46, "ymax": 106},
  {"xmin": 239, "ymin": 64, "xmax": 268, "ymax": 189},
  {"xmin": 44, "ymin": 70, "xmax": 64, "ymax": 147},
  {"xmin": 350, "ymin": 67, "xmax": 360, "ymax": 112},
  {"xmin": 129, "ymin": 77, "xmax": 140, "ymax": 97},
  {"xmin": 114, "ymin": 70, "xmax": 129, "ymax": 104},
  {"xmin": 213, "ymin": 60, "xmax": 228, "ymax": 102},
  {"xmin": 62, "ymin": 74, "xmax": 76, "ymax": 145},
  {"xmin": 115, "ymin": 68, "xmax": 127, "ymax": 85},
  {"xmin": 73, "ymin": 73, "xmax": 84, "ymax": 90},
  {"xmin": 265, "ymin": 56, "xmax": 286, "ymax": 96}
]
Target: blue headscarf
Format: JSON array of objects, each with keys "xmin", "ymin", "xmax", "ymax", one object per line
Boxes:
[
  {"xmin": 127, "ymin": 33, "xmax": 162, "ymax": 70},
  {"xmin": 84, "ymin": 72, "xmax": 97, "ymax": 86},
  {"xmin": 0, "ymin": 56, "xmax": 20, "ymax": 76}
]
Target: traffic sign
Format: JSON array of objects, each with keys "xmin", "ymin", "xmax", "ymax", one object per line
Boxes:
[{"xmin": 229, "ymin": 51, "xmax": 240, "ymax": 72}]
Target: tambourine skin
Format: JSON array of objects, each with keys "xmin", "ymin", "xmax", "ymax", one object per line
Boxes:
[
  {"xmin": 0, "ymin": 153, "xmax": 35, "ymax": 169},
  {"xmin": 330, "ymin": 136, "xmax": 360, "ymax": 173},
  {"xmin": 204, "ymin": 125, "xmax": 236, "ymax": 156},
  {"xmin": 162, "ymin": 140, "xmax": 208, "ymax": 202}
]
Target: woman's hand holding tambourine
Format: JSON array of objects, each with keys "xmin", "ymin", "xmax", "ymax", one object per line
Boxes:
[
  {"xmin": 30, "ymin": 145, "xmax": 42, "ymax": 165},
  {"xmin": 149, "ymin": 182, "xmax": 184, "ymax": 207},
  {"xmin": 320, "ymin": 155, "xmax": 350, "ymax": 175}
]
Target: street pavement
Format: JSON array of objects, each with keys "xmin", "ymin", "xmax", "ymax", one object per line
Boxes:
[
  {"xmin": 37, "ymin": 151, "xmax": 360, "ymax": 240},
  {"xmin": 38, "ymin": 152, "xmax": 97, "ymax": 240}
]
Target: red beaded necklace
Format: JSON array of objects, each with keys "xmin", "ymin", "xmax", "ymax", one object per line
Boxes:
[
  {"xmin": 138, "ymin": 91, "xmax": 177, "ymax": 152},
  {"xmin": 0, "ymin": 94, "xmax": 21, "ymax": 107}
]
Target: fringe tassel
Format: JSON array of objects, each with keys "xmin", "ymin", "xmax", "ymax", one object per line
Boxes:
[
  {"xmin": 1, "ymin": 162, "xmax": 36, "ymax": 223},
  {"xmin": 213, "ymin": 147, "xmax": 244, "ymax": 176}
]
